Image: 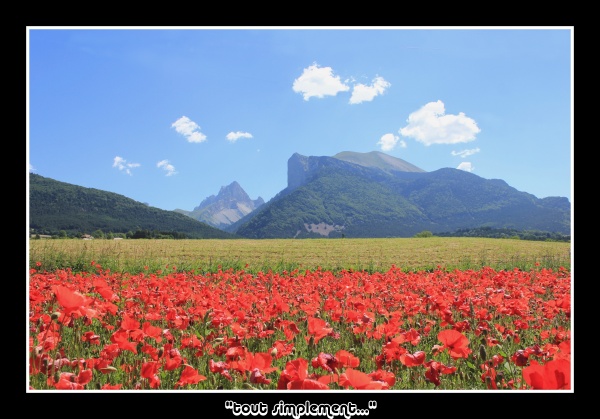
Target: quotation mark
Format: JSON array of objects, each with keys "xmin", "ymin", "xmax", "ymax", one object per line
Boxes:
[{"xmin": 369, "ymin": 400, "xmax": 377, "ymax": 409}]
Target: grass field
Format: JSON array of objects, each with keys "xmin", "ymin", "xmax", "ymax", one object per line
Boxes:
[{"xmin": 28, "ymin": 237, "xmax": 571, "ymax": 274}]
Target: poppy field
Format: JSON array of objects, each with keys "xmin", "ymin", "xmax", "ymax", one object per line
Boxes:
[{"xmin": 28, "ymin": 239, "xmax": 572, "ymax": 391}]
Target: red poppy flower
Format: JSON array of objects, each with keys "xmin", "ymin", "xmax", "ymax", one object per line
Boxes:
[
  {"xmin": 141, "ymin": 361, "xmax": 161, "ymax": 388},
  {"xmin": 403, "ymin": 328, "xmax": 421, "ymax": 346},
  {"xmin": 339, "ymin": 368, "xmax": 389, "ymax": 390},
  {"xmin": 270, "ymin": 340, "xmax": 294, "ymax": 359},
  {"xmin": 437, "ymin": 329, "xmax": 472, "ymax": 359},
  {"xmin": 175, "ymin": 365, "xmax": 207, "ymax": 388},
  {"xmin": 141, "ymin": 361, "xmax": 159, "ymax": 379},
  {"xmin": 209, "ymin": 359, "xmax": 232, "ymax": 381},
  {"xmin": 400, "ymin": 350, "xmax": 426, "ymax": 367},
  {"xmin": 110, "ymin": 330, "xmax": 137, "ymax": 354},
  {"xmin": 53, "ymin": 285, "xmax": 96, "ymax": 318},
  {"xmin": 277, "ymin": 358, "xmax": 329, "ymax": 390},
  {"xmin": 523, "ymin": 359, "xmax": 570, "ymax": 390},
  {"xmin": 142, "ymin": 322, "xmax": 163, "ymax": 343},
  {"xmin": 82, "ymin": 331, "xmax": 100, "ymax": 345},
  {"xmin": 424, "ymin": 361, "xmax": 456, "ymax": 387},
  {"xmin": 101, "ymin": 383, "xmax": 122, "ymax": 390},
  {"xmin": 53, "ymin": 376, "xmax": 84, "ymax": 390},
  {"xmin": 50, "ymin": 369, "xmax": 93, "ymax": 389},
  {"xmin": 511, "ymin": 349, "xmax": 529, "ymax": 366},
  {"xmin": 249, "ymin": 368, "xmax": 271, "ymax": 385},
  {"xmin": 306, "ymin": 317, "xmax": 333, "ymax": 344},
  {"xmin": 77, "ymin": 369, "xmax": 93, "ymax": 386},
  {"xmin": 368, "ymin": 369, "xmax": 396, "ymax": 387},
  {"xmin": 54, "ymin": 285, "xmax": 86, "ymax": 310},
  {"xmin": 120, "ymin": 315, "xmax": 140, "ymax": 331},
  {"xmin": 226, "ymin": 346, "xmax": 246, "ymax": 361},
  {"xmin": 164, "ymin": 348, "xmax": 184, "ymax": 371},
  {"xmin": 335, "ymin": 350, "xmax": 360, "ymax": 368},
  {"xmin": 312, "ymin": 352, "xmax": 339, "ymax": 373}
]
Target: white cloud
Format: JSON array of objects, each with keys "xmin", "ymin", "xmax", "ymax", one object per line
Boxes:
[
  {"xmin": 171, "ymin": 116, "xmax": 207, "ymax": 143},
  {"xmin": 226, "ymin": 131, "xmax": 253, "ymax": 143},
  {"xmin": 457, "ymin": 162, "xmax": 474, "ymax": 172},
  {"xmin": 349, "ymin": 76, "xmax": 391, "ymax": 104},
  {"xmin": 451, "ymin": 147, "xmax": 481, "ymax": 158},
  {"xmin": 377, "ymin": 133, "xmax": 401, "ymax": 152},
  {"xmin": 29, "ymin": 163, "xmax": 36, "ymax": 172},
  {"xmin": 399, "ymin": 100, "xmax": 481, "ymax": 146},
  {"xmin": 157, "ymin": 159, "xmax": 177, "ymax": 176},
  {"xmin": 113, "ymin": 156, "xmax": 140, "ymax": 176},
  {"xmin": 292, "ymin": 63, "xmax": 350, "ymax": 101}
]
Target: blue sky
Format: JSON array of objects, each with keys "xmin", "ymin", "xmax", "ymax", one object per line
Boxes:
[{"xmin": 27, "ymin": 27, "xmax": 573, "ymax": 212}]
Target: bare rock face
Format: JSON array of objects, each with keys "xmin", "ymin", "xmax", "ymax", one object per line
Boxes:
[{"xmin": 287, "ymin": 152, "xmax": 309, "ymax": 191}]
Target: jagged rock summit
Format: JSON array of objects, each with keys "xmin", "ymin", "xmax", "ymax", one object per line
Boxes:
[{"xmin": 177, "ymin": 181, "xmax": 264, "ymax": 230}]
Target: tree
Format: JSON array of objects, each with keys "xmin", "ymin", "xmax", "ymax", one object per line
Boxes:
[
  {"xmin": 414, "ymin": 230, "xmax": 434, "ymax": 238},
  {"xmin": 92, "ymin": 229, "xmax": 105, "ymax": 239}
]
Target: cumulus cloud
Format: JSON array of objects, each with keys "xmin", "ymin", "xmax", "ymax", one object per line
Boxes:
[
  {"xmin": 29, "ymin": 163, "xmax": 36, "ymax": 172},
  {"xmin": 377, "ymin": 133, "xmax": 406, "ymax": 152},
  {"xmin": 113, "ymin": 156, "xmax": 140, "ymax": 176},
  {"xmin": 171, "ymin": 116, "xmax": 207, "ymax": 143},
  {"xmin": 457, "ymin": 162, "xmax": 474, "ymax": 172},
  {"xmin": 350, "ymin": 76, "xmax": 391, "ymax": 104},
  {"xmin": 451, "ymin": 148, "xmax": 481, "ymax": 158},
  {"xmin": 157, "ymin": 159, "xmax": 177, "ymax": 176},
  {"xmin": 292, "ymin": 63, "xmax": 350, "ymax": 101},
  {"xmin": 226, "ymin": 131, "xmax": 253, "ymax": 143},
  {"xmin": 399, "ymin": 100, "xmax": 481, "ymax": 146}
]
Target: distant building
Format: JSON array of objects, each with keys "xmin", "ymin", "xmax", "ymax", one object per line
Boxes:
[{"xmin": 82, "ymin": 234, "xmax": 93, "ymax": 240}]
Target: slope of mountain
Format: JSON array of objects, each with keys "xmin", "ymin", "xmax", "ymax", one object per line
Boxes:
[
  {"xmin": 234, "ymin": 151, "xmax": 571, "ymax": 239},
  {"xmin": 333, "ymin": 150, "xmax": 426, "ymax": 173},
  {"xmin": 29, "ymin": 174, "xmax": 235, "ymax": 239},
  {"xmin": 175, "ymin": 181, "xmax": 264, "ymax": 230}
]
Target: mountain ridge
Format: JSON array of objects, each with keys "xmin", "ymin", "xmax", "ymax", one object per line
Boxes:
[
  {"xmin": 233, "ymin": 151, "xmax": 571, "ymax": 238},
  {"xmin": 29, "ymin": 173, "xmax": 235, "ymax": 239}
]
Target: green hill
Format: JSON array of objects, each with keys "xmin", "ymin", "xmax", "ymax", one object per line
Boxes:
[{"xmin": 28, "ymin": 174, "xmax": 235, "ymax": 239}]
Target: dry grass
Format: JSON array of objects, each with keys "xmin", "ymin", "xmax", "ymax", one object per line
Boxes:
[{"xmin": 29, "ymin": 237, "xmax": 571, "ymax": 274}]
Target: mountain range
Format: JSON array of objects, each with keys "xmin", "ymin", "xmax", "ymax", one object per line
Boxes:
[
  {"xmin": 232, "ymin": 151, "xmax": 570, "ymax": 238},
  {"xmin": 28, "ymin": 150, "xmax": 571, "ymax": 239}
]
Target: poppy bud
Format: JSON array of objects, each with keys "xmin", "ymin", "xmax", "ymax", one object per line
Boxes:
[
  {"xmin": 270, "ymin": 347, "xmax": 278, "ymax": 357},
  {"xmin": 479, "ymin": 344, "xmax": 487, "ymax": 361}
]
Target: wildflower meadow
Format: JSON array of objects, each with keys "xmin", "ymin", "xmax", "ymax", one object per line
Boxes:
[{"xmin": 29, "ymin": 255, "xmax": 571, "ymax": 391}]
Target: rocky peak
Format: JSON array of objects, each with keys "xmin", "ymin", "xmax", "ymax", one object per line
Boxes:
[{"xmin": 191, "ymin": 181, "xmax": 264, "ymax": 229}]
